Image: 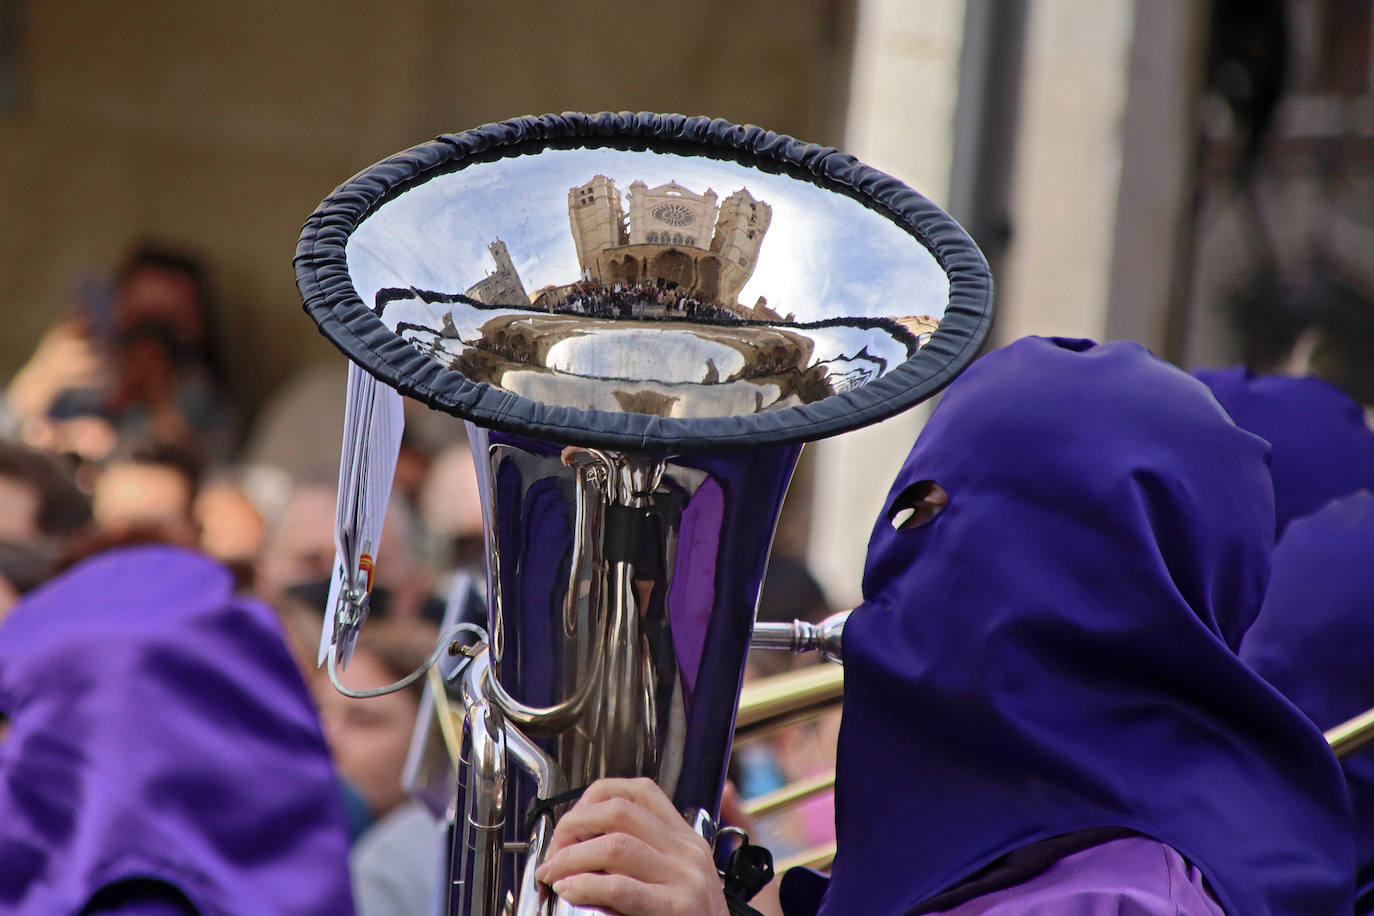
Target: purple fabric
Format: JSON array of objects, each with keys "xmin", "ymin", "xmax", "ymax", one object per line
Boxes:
[
  {"xmin": 667, "ymin": 475, "xmax": 724, "ymax": 700},
  {"xmin": 816, "ymin": 338, "xmax": 1354, "ymax": 916},
  {"xmin": 1194, "ymin": 366, "xmax": 1374, "ymax": 536},
  {"xmin": 1241, "ymin": 491, "xmax": 1374, "ymax": 914},
  {"xmin": 0, "ymin": 546, "xmax": 355, "ymax": 916},
  {"xmin": 927, "ymin": 837, "xmax": 1224, "ymax": 916}
]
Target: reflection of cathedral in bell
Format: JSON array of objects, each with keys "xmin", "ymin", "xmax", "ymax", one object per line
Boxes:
[
  {"xmin": 465, "ymin": 238, "xmax": 530, "ymax": 305},
  {"xmin": 566, "ymin": 175, "xmax": 772, "ymax": 310}
]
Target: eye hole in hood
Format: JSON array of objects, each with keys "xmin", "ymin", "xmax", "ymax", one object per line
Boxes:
[{"xmin": 887, "ymin": 479, "xmax": 948, "ymax": 531}]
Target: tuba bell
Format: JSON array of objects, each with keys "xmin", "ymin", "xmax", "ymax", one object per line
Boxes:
[{"xmin": 296, "ymin": 112, "xmax": 993, "ymax": 915}]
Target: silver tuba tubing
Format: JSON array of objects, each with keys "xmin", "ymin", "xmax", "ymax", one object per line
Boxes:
[
  {"xmin": 454, "ymin": 647, "xmax": 506, "ymax": 914},
  {"xmin": 448, "ymin": 424, "xmax": 801, "ymax": 914}
]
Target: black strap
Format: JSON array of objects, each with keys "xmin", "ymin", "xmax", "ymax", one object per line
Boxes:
[
  {"xmin": 523, "ymin": 785, "xmax": 590, "ymax": 835},
  {"xmin": 724, "ymin": 890, "xmax": 768, "ymax": 916},
  {"xmin": 722, "ymin": 841, "xmax": 775, "ymax": 901},
  {"xmin": 721, "ymin": 839, "xmax": 775, "ymax": 915}
]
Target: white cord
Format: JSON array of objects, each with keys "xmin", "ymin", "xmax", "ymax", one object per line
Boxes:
[{"xmin": 327, "ymin": 622, "xmax": 488, "ymax": 698}]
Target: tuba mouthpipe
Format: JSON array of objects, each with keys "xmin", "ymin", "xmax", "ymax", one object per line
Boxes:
[
  {"xmin": 749, "ymin": 610, "xmax": 850, "ymax": 663},
  {"xmin": 748, "ymin": 620, "xmax": 814, "ymax": 653}
]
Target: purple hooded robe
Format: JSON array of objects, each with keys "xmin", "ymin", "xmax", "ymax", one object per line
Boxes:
[
  {"xmin": 1242, "ymin": 491, "xmax": 1374, "ymax": 914},
  {"xmin": 1194, "ymin": 367, "xmax": 1374, "ymax": 536},
  {"xmin": 791, "ymin": 338, "xmax": 1353, "ymax": 916},
  {"xmin": 0, "ymin": 546, "xmax": 354, "ymax": 915}
]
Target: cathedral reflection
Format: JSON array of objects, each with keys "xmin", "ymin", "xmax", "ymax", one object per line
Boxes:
[{"xmin": 377, "ymin": 172, "xmax": 941, "ymax": 419}]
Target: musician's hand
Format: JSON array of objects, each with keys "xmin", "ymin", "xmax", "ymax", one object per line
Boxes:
[{"xmin": 536, "ymin": 777, "xmax": 728, "ymax": 916}]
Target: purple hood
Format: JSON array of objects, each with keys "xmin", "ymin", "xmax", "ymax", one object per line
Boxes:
[
  {"xmin": 0, "ymin": 546, "xmax": 354, "ymax": 915},
  {"xmin": 816, "ymin": 338, "xmax": 1353, "ymax": 916},
  {"xmin": 1242, "ymin": 491, "xmax": 1374, "ymax": 913},
  {"xmin": 1195, "ymin": 366, "xmax": 1374, "ymax": 535}
]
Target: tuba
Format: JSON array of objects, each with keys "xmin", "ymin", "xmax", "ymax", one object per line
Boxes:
[{"xmin": 295, "ymin": 112, "xmax": 993, "ymax": 915}]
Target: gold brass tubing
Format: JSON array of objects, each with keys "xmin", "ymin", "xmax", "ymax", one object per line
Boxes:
[
  {"xmin": 774, "ymin": 841, "xmax": 837, "ymax": 875},
  {"xmin": 1326, "ymin": 705, "xmax": 1374, "ymax": 759},
  {"xmin": 742, "ymin": 771, "xmax": 835, "ymax": 819},
  {"xmin": 427, "ymin": 664, "xmax": 465, "ymax": 765},
  {"xmin": 734, "ymin": 663, "xmax": 844, "ymax": 742}
]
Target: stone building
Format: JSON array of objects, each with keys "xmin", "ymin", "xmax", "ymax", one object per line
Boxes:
[
  {"xmin": 625, "ymin": 180, "xmax": 718, "ymax": 249},
  {"xmin": 465, "ymin": 239, "xmax": 530, "ymax": 305},
  {"xmin": 566, "ymin": 175, "xmax": 772, "ymax": 309},
  {"xmin": 711, "ymin": 189, "xmax": 773, "ymax": 305},
  {"xmin": 568, "ymin": 176, "xmax": 628, "ymax": 272}
]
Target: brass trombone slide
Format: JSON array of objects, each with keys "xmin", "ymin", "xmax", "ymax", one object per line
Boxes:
[{"xmin": 1326, "ymin": 706, "xmax": 1374, "ymax": 759}]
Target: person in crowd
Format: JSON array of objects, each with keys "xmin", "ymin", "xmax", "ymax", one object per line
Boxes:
[
  {"xmin": 0, "ymin": 544, "xmax": 354, "ymax": 914},
  {"xmin": 268, "ymin": 594, "xmax": 377, "ymax": 846},
  {"xmin": 0, "ymin": 441, "xmax": 91, "ymax": 620},
  {"xmin": 257, "ymin": 478, "xmax": 439, "ymax": 622},
  {"xmin": 1241, "ymin": 491, "xmax": 1374, "ymax": 915},
  {"xmin": 0, "ymin": 442, "xmax": 92, "ymax": 543},
  {"xmin": 1196, "ymin": 270, "xmax": 1374, "ymax": 536},
  {"xmin": 5, "ymin": 244, "xmax": 236, "ymax": 459},
  {"xmin": 531, "ymin": 337, "xmax": 1353, "ymax": 916},
  {"xmin": 90, "ymin": 441, "xmax": 202, "ymax": 547},
  {"xmin": 316, "ymin": 619, "xmax": 444, "ymax": 916},
  {"xmin": 194, "ymin": 468, "xmax": 269, "ymax": 587},
  {"xmin": 419, "ymin": 441, "xmax": 487, "ymax": 586}
]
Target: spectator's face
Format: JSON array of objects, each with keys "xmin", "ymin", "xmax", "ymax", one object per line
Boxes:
[
  {"xmin": 0, "ymin": 475, "xmax": 40, "ymax": 542},
  {"xmin": 92, "ymin": 462, "xmax": 197, "ymax": 544},
  {"xmin": 259, "ymin": 484, "xmax": 434, "ymax": 618},
  {"xmin": 195, "ymin": 480, "xmax": 265, "ymax": 566},
  {"xmin": 114, "ymin": 266, "xmax": 205, "ymax": 348},
  {"xmin": 315, "ymin": 649, "xmax": 418, "ymax": 817},
  {"xmin": 258, "ymin": 485, "xmax": 336, "ymax": 596}
]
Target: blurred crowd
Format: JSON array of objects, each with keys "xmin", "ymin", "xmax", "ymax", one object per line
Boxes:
[
  {"xmin": 543, "ymin": 280, "xmax": 748, "ymax": 323},
  {"xmin": 0, "ymin": 242, "xmax": 838, "ymax": 914},
  {"xmin": 0, "ymin": 244, "xmax": 484, "ymax": 909}
]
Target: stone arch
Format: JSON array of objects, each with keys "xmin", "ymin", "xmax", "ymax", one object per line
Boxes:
[
  {"xmin": 650, "ymin": 249, "xmax": 694, "ymax": 291},
  {"xmin": 611, "ymin": 255, "xmax": 640, "ymax": 285}
]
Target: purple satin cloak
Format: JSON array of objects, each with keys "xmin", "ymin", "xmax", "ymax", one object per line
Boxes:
[
  {"xmin": 813, "ymin": 338, "xmax": 1353, "ymax": 916},
  {"xmin": 1194, "ymin": 366, "xmax": 1374, "ymax": 536},
  {"xmin": 1241, "ymin": 491, "xmax": 1374, "ymax": 914},
  {"xmin": 925, "ymin": 836, "xmax": 1224, "ymax": 916},
  {"xmin": 0, "ymin": 546, "xmax": 354, "ymax": 916}
]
